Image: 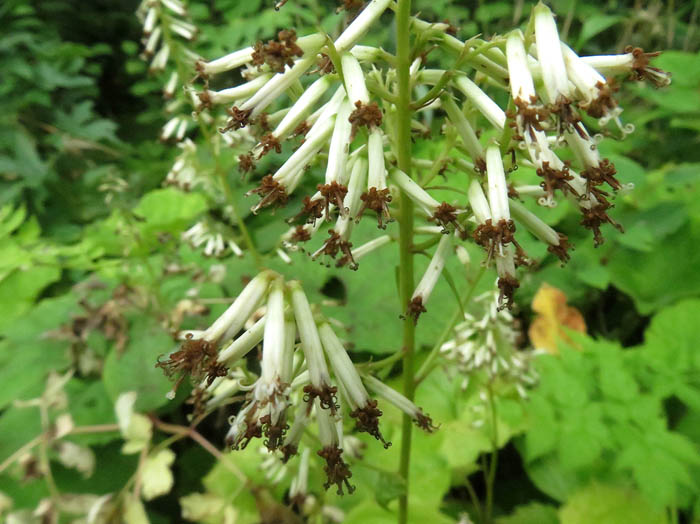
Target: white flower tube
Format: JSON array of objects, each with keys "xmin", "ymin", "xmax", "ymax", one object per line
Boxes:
[
  {"xmin": 217, "ymin": 315, "xmax": 265, "ymax": 363},
  {"xmin": 199, "ymin": 74, "xmax": 272, "ymax": 107},
  {"xmin": 411, "ymin": 234, "xmax": 452, "ymax": 305},
  {"xmin": 390, "ymin": 168, "xmax": 439, "ymax": 216},
  {"xmin": 468, "ymin": 179, "xmax": 492, "ymax": 223},
  {"xmin": 199, "ymin": 47, "xmax": 254, "ymax": 76},
  {"xmin": 240, "ymin": 36, "xmax": 326, "ymax": 117},
  {"xmin": 289, "ymin": 282, "xmax": 336, "ymax": 410},
  {"xmin": 363, "ymin": 375, "xmax": 435, "ymax": 432},
  {"xmin": 533, "ymin": 3, "xmax": 570, "ymax": 103},
  {"xmin": 325, "ymin": 99, "xmax": 354, "ymax": 185},
  {"xmin": 334, "ymin": 0, "xmax": 392, "ymax": 53},
  {"xmin": 352, "ymin": 234, "xmax": 391, "ymax": 260},
  {"xmin": 203, "ymin": 272, "xmax": 272, "ymax": 343},
  {"xmin": 341, "ymin": 54, "xmax": 369, "ymax": 105},
  {"xmin": 271, "ymin": 75, "xmax": 334, "ymax": 141},
  {"xmin": 318, "ymin": 323, "xmax": 369, "ymax": 410},
  {"xmin": 485, "ymin": 146, "xmax": 510, "ymax": 222},
  {"xmin": 453, "ymin": 76, "xmax": 507, "ymax": 130},
  {"xmin": 367, "ymin": 128, "xmax": 387, "ymax": 190},
  {"xmin": 441, "ymin": 96, "xmax": 484, "ymax": 165},
  {"xmin": 506, "ymin": 30, "xmax": 536, "ymax": 102},
  {"xmin": 259, "ymin": 279, "xmax": 285, "ymax": 384}
]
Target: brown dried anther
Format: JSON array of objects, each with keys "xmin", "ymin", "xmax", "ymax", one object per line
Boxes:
[
  {"xmin": 156, "ymin": 334, "xmax": 228, "ymax": 396},
  {"xmin": 442, "ymin": 19, "xmax": 458, "ymax": 36},
  {"xmin": 348, "ymin": 101, "xmax": 383, "ymax": 138},
  {"xmin": 549, "ymin": 96, "xmax": 586, "ymax": 138},
  {"xmin": 226, "ymin": 418, "xmax": 262, "ymax": 450},
  {"xmin": 537, "ymin": 161, "xmax": 578, "ymax": 198},
  {"xmin": 318, "ymin": 446, "xmax": 355, "ymax": 495},
  {"xmin": 582, "ymin": 80, "xmax": 619, "ymax": 119},
  {"xmin": 624, "ymin": 46, "xmax": 671, "ymax": 88},
  {"xmin": 248, "ymin": 175, "xmax": 289, "ymax": 213},
  {"xmin": 260, "ymin": 414, "xmax": 289, "ymax": 451},
  {"xmin": 280, "ymin": 443, "xmax": 298, "ymax": 463},
  {"xmin": 580, "ymin": 201, "xmax": 623, "ymax": 247},
  {"xmin": 509, "ymin": 96, "xmax": 549, "ymax": 140},
  {"xmin": 303, "ymin": 383, "xmax": 339, "ymax": 414},
  {"xmin": 581, "ymin": 158, "xmax": 620, "ymax": 191},
  {"xmin": 415, "ymin": 411, "xmax": 438, "ymax": 432},
  {"xmin": 429, "ymin": 202, "xmax": 461, "ymax": 232},
  {"xmin": 238, "ymin": 153, "xmax": 255, "ymax": 174},
  {"xmin": 293, "ymin": 196, "xmax": 325, "ymax": 224},
  {"xmin": 406, "ymin": 296, "xmax": 427, "ymax": 324},
  {"xmin": 318, "ymin": 182, "xmax": 349, "ymax": 218},
  {"xmin": 547, "ymin": 233, "xmax": 572, "ymax": 263},
  {"xmin": 350, "ymin": 399, "xmax": 390, "ymax": 448},
  {"xmin": 473, "ymin": 218, "xmax": 520, "ymax": 262},
  {"xmin": 290, "ymin": 224, "xmax": 312, "ymax": 243},
  {"xmin": 497, "ymin": 274, "xmax": 520, "ymax": 310},
  {"xmin": 292, "ymin": 120, "xmax": 310, "ymax": 137},
  {"xmin": 223, "ymin": 106, "xmax": 252, "ymax": 132},
  {"xmin": 251, "ymin": 29, "xmax": 303, "ymax": 73},
  {"xmin": 258, "ymin": 133, "xmax": 282, "ymax": 157},
  {"xmin": 315, "ymin": 54, "xmax": 336, "ymax": 75},
  {"xmin": 314, "ymin": 229, "xmax": 357, "ymax": 270},
  {"xmin": 357, "ymin": 187, "xmax": 393, "ymax": 228}
]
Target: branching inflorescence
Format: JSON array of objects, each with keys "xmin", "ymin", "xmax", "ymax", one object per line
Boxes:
[{"xmin": 152, "ymin": 0, "xmax": 670, "ymax": 498}]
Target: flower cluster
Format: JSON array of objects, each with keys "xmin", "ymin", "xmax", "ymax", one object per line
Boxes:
[
  {"xmin": 157, "ymin": 270, "xmax": 435, "ymax": 494},
  {"xmin": 440, "ymin": 286, "xmax": 537, "ymax": 398},
  {"xmin": 189, "ymin": 0, "xmax": 669, "ymax": 309}
]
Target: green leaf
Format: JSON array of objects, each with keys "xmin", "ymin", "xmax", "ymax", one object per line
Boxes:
[
  {"xmin": 496, "ymin": 502, "xmax": 559, "ymax": 524},
  {"xmin": 576, "ymin": 15, "xmax": 622, "ymax": 47},
  {"xmin": 559, "ymin": 483, "xmax": 666, "ymax": 524},
  {"xmin": 102, "ymin": 316, "xmax": 174, "ymax": 412}
]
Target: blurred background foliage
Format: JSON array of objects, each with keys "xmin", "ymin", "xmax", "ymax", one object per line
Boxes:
[{"xmin": 0, "ymin": 0, "xmax": 699, "ymax": 523}]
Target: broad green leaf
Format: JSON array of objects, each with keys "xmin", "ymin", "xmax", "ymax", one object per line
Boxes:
[
  {"xmin": 496, "ymin": 502, "xmax": 559, "ymax": 524},
  {"xmin": 559, "ymin": 483, "xmax": 666, "ymax": 524}
]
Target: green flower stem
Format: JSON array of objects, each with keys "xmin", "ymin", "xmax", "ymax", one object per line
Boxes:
[{"xmin": 396, "ymin": 0, "xmax": 415, "ymax": 522}]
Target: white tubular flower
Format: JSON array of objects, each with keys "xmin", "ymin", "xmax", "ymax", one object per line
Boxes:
[
  {"xmin": 352, "ymin": 234, "xmax": 391, "ymax": 260},
  {"xmin": 533, "ymin": 3, "xmax": 570, "ymax": 104},
  {"xmin": 162, "ymin": 0, "xmax": 186, "ymax": 17},
  {"xmin": 355, "ymin": 128, "xmax": 393, "ymax": 229},
  {"xmin": 315, "ymin": 398, "xmax": 355, "ymax": 495},
  {"xmin": 269, "ymin": 75, "xmax": 334, "ymax": 142},
  {"xmin": 248, "ymin": 115, "xmax": 336, "ymax": 214},
  {"xmin": 289, "ymin": 281, "xmax": 337, "ymax": 412},
  {"xmin": 150, "ymin": 43, "xmax": 170, "ymax": 72},
  {"xmin": 391, "ymin": 168, "xmax": 462, "ymax": 232},
  {"xmin": 161, "ymin": 116, "xmax": 180, "ymax": 141},
  {"xmin": 143, "ymin": 7, "xmax": 157, "ymax": 34},
  {"xmin": 198, "ymin": 46, "xmax": 254, "ymax": 76},
  {"xmin": 565, "ymin": 129, "xmax": 621, "ymax": 191},
  {"xmin": 362, "ymin": 375, "xmax": 436, "ymax": 432},
  {"xmin": 441, "ymin": 95, "xmax": 485, "ymax": 170},
  {"xmin": 306, "ymin": 86, "xmax": 346, "ymax": 132},
  {"xmin": 324, "ymin": 99, "xmax": 354, "ymax": 185},
  {"xmin": 509, "ymin": 199, "xmax": 571, "ymax": 262},
  {"xmin": 561, "ymin": 44, "xmax": 621, "ymax": 124},
  {"xmin": 468, "ymin": 179, "xmax": 492, "ymax": 224},
  {"xmin": 485, "ymin": 146, "xmax": 510, "ymax": 223},
  {"xmin": 453, "ymin": 75, "xmax": 507, "ymax": 131},
  {"xmin": 408, "ymin": 234, "xmax": 452, "ymax": 322},
  {"xmin": 254, "ymin": 278, "xmax": 291, "ymax": 448},
  {"xmin": 367, "ymin": 128, "xmax": 386, "ymax": 190},
  {"xmin": 506, "ymin": 31, "xmax": 536, "ymax": 102},
  {"xmin": 144, "ymin": 27, "xmax": 161, "ymax": 56},
  {"xmin": 318, "ymin": 322, "xmax": 389, "ymax": 448},
  {"xmin": 204, "ymin": 272, "xmax": 272, "ymax": 343},
  {"xmin": 163, "ymin": 71, "xmax": 178, "ymax": 98},
  {"xmin": 217, "ymin": 316, "xmax": 265, "ymax": 364},
  {"xmin": 333, "ymin": 0, "xmax": 393, "ymax": 53},
  {"xmin": 198, "ymin": 74, "xmax": 272, "ymax": 109},
  {"xmin": 581, "ymin": 48, "xmax": 671, "ymax": 88},
  {"xmin": 341, "ymin": 54, "xmax": 369, "ymax": 105},
  {"xmin": 238, "ymin": 50, "xmax": 323, "ymax": 121}
]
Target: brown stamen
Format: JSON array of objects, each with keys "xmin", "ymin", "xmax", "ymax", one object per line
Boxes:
[
  {"xmin": 357, "ymin": 187, "xmax": 393, "ymax": 228},
  {"xmin": 350, "ymin": 400, "xmax": 390, "ymax": 448},
  {"xmin": 348, "ymin": 101, "xmax": 383, "ymax": 138},
  {"xmin": 247, "ymin": 175, "xmax": 289, "ymax": 213},
  {"xmin": 318, "ymin": 446, "xmax": 355, "ymax": 495},
  {"xmin": 251, "ymin": 29, "xmax": 303, "ymax": 73}
]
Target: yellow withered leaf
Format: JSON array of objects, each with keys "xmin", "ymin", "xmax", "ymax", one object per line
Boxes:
[{"xmin": 528, "ymin": 283, "xmax": 586, "ymax": 354}]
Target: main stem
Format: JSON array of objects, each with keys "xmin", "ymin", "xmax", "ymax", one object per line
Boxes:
[{"xmin": 396, "ymin": 1, "xmax": 415, "ymax": 523}]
